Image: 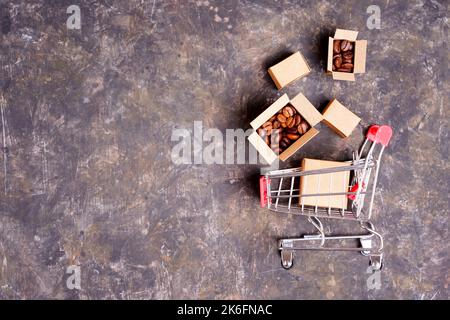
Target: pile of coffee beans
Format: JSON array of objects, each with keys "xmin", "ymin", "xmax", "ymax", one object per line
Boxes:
[
  {"xmin": 257, "ymin": 105, "xmax": 310, "ymax": 154},
  {"xmin": 332, "ymin": 40, "xmax": 354, "ymax": 72}
]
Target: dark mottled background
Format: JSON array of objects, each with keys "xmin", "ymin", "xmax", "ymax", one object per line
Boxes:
[{"xmin": 0, "ymin": 0, "xmax": 448, "ymax": 299}]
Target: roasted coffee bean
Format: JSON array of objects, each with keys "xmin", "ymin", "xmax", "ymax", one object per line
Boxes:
[
  {"xmin": 282, "ymin": 106, "xmax": 295, "ymax": 118},
  {"xmin": 286, "ymin": 116, "xmax": 295, "ymax": 128},
  {"xmin": 277, "ymin": 114, "xmax": 287, "ymax": 123},
  {"xmin": 286, "ymin": 133, "xmax": 300, "ymax": 140},
  {"xmin": 281, "ymin": 121, "xmax": 287, "ymax": 128},
  {"xmin": 297, "ymin": 121, "xmax": 309, "ymax": 134},
  {"xmin": 269, "ymin": 115, "xmax": 276, "ymax": 122},
  {"xmin": 262, "ymin": 121, "xmax": 272, "ymax": 129},
  {"xmin": 343, "ymin": 51, "xmax": 353, "ymax": 60},
  {"xmin": 340, "ymin": 40, "xmax": 348, "ymax": 51},
  {"xmin": 341, "ymin": 63, "xmax": 353, "ymax": 69},
  {"xmin": 273, "ymin": 120, "xmax": 280, "ymax": 129},
  {"xmin": 333, "ymin": 40, "xmax": 341, "ymax": 54},
  {"xmin": 294, "ymin": 114, "xmax": 302, "ymax": 126},
  {"xmin": 340, "ymin": 40, "xmax": 352, "ymax": 52},
  {"xmin": 337, "ymin": 68, "xmax": 352, "ymax": 73},
  {"xmin": 280, "ymin": 139, "xmax": 289, "ymax": 149},
  {"xmin": 286, "ymin": 127, "xmax": 298, "ymax": 134},
  {"xmin": 333, "ymin": 55, "xmax": 342, "ymax": 69},
  {"xmin": 262, "ymin": 121, "xmax": 272, "ymax": 135},
  {"xmin": 343, "ymin": 58, "xmax": 352, "ymax": 64}
]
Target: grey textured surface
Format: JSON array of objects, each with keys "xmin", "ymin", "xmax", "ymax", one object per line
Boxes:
[{"xmin": 0, "ymin": 0, "xmax": 449, "ymax": 299}]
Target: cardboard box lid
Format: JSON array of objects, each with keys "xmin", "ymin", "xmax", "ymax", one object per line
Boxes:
[
  {"xmin": 250, "ymin": 94, "xmax": 290, "ymax": 129},
  {"xmin": 334, "ymin": 29, "xmax": 358, "ymax": 41},
  {"xmin": 354, "ymin": 40, "xmax": 367, "ymax": 74},
  {"xmin": 268, "ymin": 51, "xmax": 311, "ymax": 90},
  {"xmin": 327, "ymin": 37, "xmax": 334, "ymax": 72},
  {"xmin": 290, "ymin": 92, "xmax": 323, "ymax": 127},
  {"xmin": 322, "ymin": 99, "xmax": 361, "ymax": 137},
  {"xmin": 279, "ymin": 127, "xmax": 319, "ymax": 161},
  {"xmin": 248, "ymin": 131, "xmax": 278, "ymax": 164},
  {"xmin": 332, "ymin": 72, "xmax": 355, "ymax": 81},
  {"xmin": 299, "ymin": 158, "xmax": 350, "ymax": 209}
]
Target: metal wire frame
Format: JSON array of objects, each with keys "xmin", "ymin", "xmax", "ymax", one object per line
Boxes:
[{"xmin": 261, "ymin": 131, "xmax": 390, "ymax": 271}]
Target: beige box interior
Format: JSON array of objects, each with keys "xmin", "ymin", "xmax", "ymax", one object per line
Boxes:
[
  {"xmin": 327, "ymin": 29, "xmax": 367, "ymax": 82},
  {"xmin": 268, "ymin": 51, "xmax": 311, "ymax": 90},
  {"xmin": 322, "ymin": 99, "xmax": 361, "ymax": 138},
  {"xmin": 299, "ymin": 158, "xmax": 350, "ymax": 209},
  {"xmin": 248, "ymin": 93, "xmax": 322, "ymax": 164}
]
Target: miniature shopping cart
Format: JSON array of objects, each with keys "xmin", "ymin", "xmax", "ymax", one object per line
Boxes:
[{"xmin": 259, "ymin": 125, "xmax": 393, "ymax": 270}]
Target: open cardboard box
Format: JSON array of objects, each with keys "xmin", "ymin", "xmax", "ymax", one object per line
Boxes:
[
  {"xmin": 327, "ymin": 29, "xmax": 367, "ymax": 82},
  {"xmin": 248, "ymin": 93, "xmax": 323, "ymax": 164},
  {"xmin": 248, "ymin": 95, "xmax": 361, "ymax": 164}
]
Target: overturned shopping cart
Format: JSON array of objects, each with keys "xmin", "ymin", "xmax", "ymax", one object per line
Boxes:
[{"xmin": 259, "ymin": 125, "xmax": 393, "ymax": 271}]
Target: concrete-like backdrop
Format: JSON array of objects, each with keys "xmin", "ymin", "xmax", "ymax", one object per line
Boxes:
[{"xmin": 0, "ymin": 0, "xmax": 448, "ymax": 299}]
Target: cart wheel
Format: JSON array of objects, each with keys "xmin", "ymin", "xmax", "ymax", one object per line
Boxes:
[
  {"xmin": 370, "ymin": 260, "xmax": 383, "ymax": 271},
  {"xmin": 369, "ymin": 255, "xmax": 383, "ymax": 271},
  {"xmin": 359, "ymin": 237, "xmax": 372, "ymax": 256},
  {"xmin": 280, "ymin": 250, "xmax": 293, "ymax": 269}
]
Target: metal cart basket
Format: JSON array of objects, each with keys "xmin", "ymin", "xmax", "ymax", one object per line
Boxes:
[{"xmin": 259, "ymin": 125, "xmax": 393, "ymax": 270}]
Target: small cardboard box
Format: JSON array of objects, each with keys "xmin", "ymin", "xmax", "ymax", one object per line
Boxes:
[
  {"xmin": 299, "ymin": 158, "xmax": 350, "ymax": 209},
  {"xmin": 327, "ymin": 29, "xmax": 367, "ymax": 82},
  {"xmin": 248, "ymin": 93, "xmax": 322, "ymax": 164},
  {"xmin": 268, "ymin": 51, "xmax": 311, "ymax": 90},
  {"xmin": 322, "ymin": 99, "xmax": 361, "ymax": 137}
]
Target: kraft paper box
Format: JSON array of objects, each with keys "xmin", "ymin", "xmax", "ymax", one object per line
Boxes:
[
  {"xmin": 248, "ymin": 93, "xmax": 323, "ymax": 164},
  {"xmin": 268, "ymin": 51, "xmax": 311, "ymax": 90},
  {"xmin": 322, "ymin": 99, "xmax": 361, "ymax": 138},
  {"xmin": 327, "ymin": 29, "xmax": 367, "ymax": 82},
  {"xmin": 299, "ymin": 158, "xmax": 350, "ymax": 209}
]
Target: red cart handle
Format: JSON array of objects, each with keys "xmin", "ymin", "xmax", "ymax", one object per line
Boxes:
[
  {"xmin": 347, "ymin": 182, "xmax": 365, "ymax": 200},
  {"xmin": 259, "ymin": 176, "xmax": 270, "ymax": 207},
  {"xmin": 366, "ymin": 125, "xmax": 393, "ymax": 147}
]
